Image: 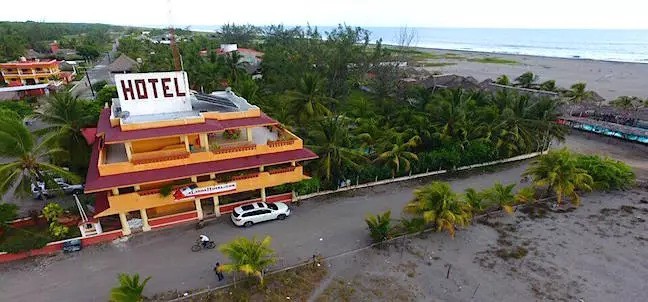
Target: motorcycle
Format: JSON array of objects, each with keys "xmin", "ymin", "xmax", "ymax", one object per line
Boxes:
[{"xmin": 191, "ymin": 240, "xmax": 216, "ymax": 252}]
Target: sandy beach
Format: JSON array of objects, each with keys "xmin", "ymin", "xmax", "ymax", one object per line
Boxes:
[{"xmin": 415, "ymin": 48, "xmax": 648, "ymax": 100}]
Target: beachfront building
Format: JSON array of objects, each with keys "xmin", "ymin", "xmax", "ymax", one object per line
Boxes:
[
  {"xmin": 84, "ymin": 71, "xmax": 317, "ymax": 235},
  {"xmin": 0, "ymin": 57, "xmax": 64, "ymax": 85}
]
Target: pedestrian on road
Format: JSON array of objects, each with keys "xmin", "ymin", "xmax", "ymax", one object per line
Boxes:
[{"xmin": 214, "ymin": 262, "xmax": 224, "ymax": 281}]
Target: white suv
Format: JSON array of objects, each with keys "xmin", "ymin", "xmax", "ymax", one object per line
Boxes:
[{"xmin": 231, "ymin": 202, "xmax": 291, "ymax": 227}]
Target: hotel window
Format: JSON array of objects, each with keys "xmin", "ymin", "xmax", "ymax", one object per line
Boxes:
[
  {"xmin": 118, "ymin": 187, "xmax": 136, "ymax": 194},
  {"xmin": 21, "ymin": 69, "xmax": 30, "ymax": 73},
  {"xmin": 197, "ymin": 175, "xmax": 211, "ymax": 182},
  {"xmin": 38, "ymin": 78, "xmax": 45, "ymax": 81}
]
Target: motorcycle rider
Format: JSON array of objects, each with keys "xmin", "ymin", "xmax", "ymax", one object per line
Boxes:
[{"xmin": 199, "ymin": 234, "xmax": 210, "ymax": 247}]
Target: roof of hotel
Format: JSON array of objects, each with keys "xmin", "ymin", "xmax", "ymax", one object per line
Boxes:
[
  {"xmin": 96, "ymin": 108, "xmax": 280, "ymax": 143},
  {"xmin": 0, "ymin": 83, "xmax": 50, "ymax": 92},
  {"xmin": 84, "ymin": 144, "xmax": 318, "ymax": 192},
  {"xmin": 0, "ymin": 59, "xmax": 58, "ymax": 67}
]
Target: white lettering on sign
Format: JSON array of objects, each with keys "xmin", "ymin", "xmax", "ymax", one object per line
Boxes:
[
  {"xmin": 173, "ymin": 182, "xmax": 237, "ymax": 200},
  {"xmin": 115, "ymin": 71, "xmax": 192, "ymax": 116}
]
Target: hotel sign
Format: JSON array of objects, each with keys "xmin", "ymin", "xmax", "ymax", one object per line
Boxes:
[
  {"xmin": 115, "ymin": 71, "xmax": 192, "ymax": 116},
  {"xmin": 173, "ymin": 183, "xmax": 237, "ymax": 200}
]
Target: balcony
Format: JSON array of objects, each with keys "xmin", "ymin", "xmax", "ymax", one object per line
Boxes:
[
  {"xmin": 102, "ymin": 166, "xmax": 306, "ymax": 217},
  {"xmin": 98, "ymin": 127, "xmax": 303, "ymax": 176}
]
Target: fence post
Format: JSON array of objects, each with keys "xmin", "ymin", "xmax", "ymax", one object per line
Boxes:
[
  {"xmin": 375, "ymin": 176, "xmax": 378, "ymax": 182},
  {"xmin": 356, "ymin": 176, "xmax": 359, "ymax": 186}
]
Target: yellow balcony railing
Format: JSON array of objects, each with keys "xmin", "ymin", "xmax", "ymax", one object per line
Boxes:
[
  {"xmin": 98, "ymin": 129, "xmax": 304, "ymax": 176},
  {"xmin": 100, "ymin": 166, "xmax": 306, "ymax": 217}
]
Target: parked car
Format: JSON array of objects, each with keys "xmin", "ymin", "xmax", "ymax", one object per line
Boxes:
[
  {"xmin": 231, "ymin": 202, "xmax": 291, "ymax": 227},
  {"xmin": 31, "ymin": 178, "xmax": 85, "ymax": 199}
]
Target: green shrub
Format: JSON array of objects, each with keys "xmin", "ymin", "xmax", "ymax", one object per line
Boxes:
[
  {"xmin": 91, "ymin": 80, "xmax": 108, "ymax": 92},
  {"xmin": 159, "ymin": 184, "xmax": 174, "ymax": 197},
  {"xmin": 0, "ymin": 230, "xmax": 49, "ymax": 253},
  {"xmin": 0, "ymin": 203, "xmax": 18, "ymax": 226},
  {"xmin": 292, "ymin": 178, "xmax": 320, "ymax": 195},
  {"xmin": 365, "ymin": 211, "xmax": 392, "ymax": 243},
  {"xmin": 48, "ymin": 222, "xmax": 70, "ymax": 240},
  {"xmin": 400, "ymin": 217, "xmax": 426, "ymax": 234},
  {"xmin": 0, "ymin": 100, "xmax": 33, "ymax": 119},
  {"xmin": 574, "ymin": 154, "xmax": 635, "ymax": 190},
  {"xmin": 42, "ymin": 203, "xmax": 64, "ymax": 222}
]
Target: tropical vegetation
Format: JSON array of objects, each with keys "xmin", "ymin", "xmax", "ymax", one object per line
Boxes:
[
  {"xmin": 404, "ymin": 181, "xmax": 472, "ymax": 237},
  {"xmin": 219, "ymin": 236, "xmax": 277, "ymax": 285},
  {"xmin": 365, "ymin": 210, "xmax": 392, "ymax": 243},
  {"xmin": 109, "ymin": 273, "xmax": 151, "ymax": 302}
]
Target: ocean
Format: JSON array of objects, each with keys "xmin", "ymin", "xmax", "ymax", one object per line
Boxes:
[{"xmin": 186, "ymin": 25, "xmax": 648, "ymax": 63}]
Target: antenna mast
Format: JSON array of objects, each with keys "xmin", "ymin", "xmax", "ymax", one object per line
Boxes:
[{"xmin": 167, "ymin": 0, "xmax": 182, "ymax": 71}]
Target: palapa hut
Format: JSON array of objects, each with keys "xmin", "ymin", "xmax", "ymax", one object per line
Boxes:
[{"xmin": 107, "ymin": 54, "xmax": 139, "ymax": 73}]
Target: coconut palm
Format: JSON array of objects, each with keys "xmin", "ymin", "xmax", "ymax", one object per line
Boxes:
[
  {"xmin": 610, "ymin": 96, "xmax": 642, "ymax": 126},
  {"xmin": 523, "ymin": 149, "xmax": 593, "ymax": 205},
  {"xmin": 495, "ymin": 74, "xmax": 511, "ymax": 86},
  {"xmin": 565, "ymin": 82, "xmax": 593, "ymax": 116},
  {"xmin": 484, "ymin": 182, "xmax": 517, "ymax": 214},
  {"xmin": 306, "ymin": 116, "xmax": 367, "ymax": 185},
  {"xmin": 404, "ymin": 181, "xmax": 472, "ymax": 237},
  {"xmin": 109, "ymin": 273, "xmax": 151, "ymax": 302},
  {"xmin": 365, "ymin": 210, "xmax": 392, "ymax": 243},
  {"xmin": 218, "ymin": 236, "xmax": 277, "ymax": 285},
  {"xmin": 374, "ymin": 134, "xmax": 420, "ymax": 177},
  {"xmin": 287, "ymin": 73, "xmax": 335, "ymax": 125},
  {"xmin": 426, "ymin": 88, "xmax": 472, "ymax": 144},
  {"xmin": 33, "ymin": 91, "xmax": 100, "ymax": 173},
  {"xmin": 0, "ymin": 117, "xmax": 79, "ymax": 197},
  {"xmin": 514, "ymin": 72, "xmax": 538, "ymax": 89},
  {"xmin": 539, "ymin": 80, "xmax": 557, "ymax": 92},
  {"xmin": 464, "ymin": 188, "xmax": 488, "ymax": 214}
]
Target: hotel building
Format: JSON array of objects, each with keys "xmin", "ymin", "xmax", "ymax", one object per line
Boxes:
[
  {"xmin": 0, "ymin": 57, "xmax": 62, "ymax": 85},
  {"xmin": 84, "ymin": 71, "xmax": 317, "ymax": 235}
]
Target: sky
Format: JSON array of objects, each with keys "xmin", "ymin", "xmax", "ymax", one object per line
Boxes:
[{"xmin": 1, "ymin": 0, "xmax": 647, "ymax": 29}]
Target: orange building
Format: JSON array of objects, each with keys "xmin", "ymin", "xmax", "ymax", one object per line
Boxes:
[
  {"xmin": 0, "ymin": 57, "xmax": 62, "ymax": 85},
  {"xmin": 84, "ymin": 71, "xmax": 317, "ymax": 235}
]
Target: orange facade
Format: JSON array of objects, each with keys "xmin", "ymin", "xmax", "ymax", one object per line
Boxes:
[
  {"xmin": 0, "ymin": 59, "xmax": 61, "ymax": 85},
  {"xmin": 86, "ymin": 89, "xmax": 317, "ymax": 235}
]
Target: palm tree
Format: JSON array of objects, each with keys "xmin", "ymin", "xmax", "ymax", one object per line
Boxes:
[
  {"xmin": 307, "ymin": 116, "xmax": 367, "ymax": 185},
  {"xmin": 223, "ymin": 50, "xmax": 247, "ymax": 83},
  {"xmin": 495, "ymin": 74, "xmax": 511, "ymax": 86},
  {"xmin": 0, "ymin": 117, "xmax": 79, "ymax": 197},
  {"xmin": 33, "ymin": 91, "xmax": 100, "ymax": 173},
  {"xmin": 565, "ymin": 82, "xmax": 593, "ymax": 116},
  {"xmin": 374, "ymin": 134, "xmax": 420, "ymax": 177},
  {"xmin": 109, "ymin": 273, "xmax": 151, "ymax": 302},
  {"xmin": 464, "ymin": 188, "xmax": 488, "ymax": 214},
  {"xmin": 610, "ymin": 96, "xmax": 642, "ymax": 126},
  {"xmin": 514, "ymin": 72, "xmax": 538, "ymax": 89},
  {"xmin": 287, "ymin": 73, "xmax": 335, "ymax": 125},
  {"xmin": 404, "ymin": 181, "xmax": 472, "ymax": 237},
  {"xmin": 426, "ymin": 88, "xmax": 472, "ymax": 145},
  {"xmin": 523, "ymin": 149, "xmax": 593, "ymax": 205},
  {"xmin": 218, "ymin": 236, "xmax": 277, "ymax": 285},
  {"xmin": 365, "ymin": 210, "xmax": 392, "ymax": 243},
  {"xmin": 484, "ymin": 182, "xmax": 516, "ymax": 214},
  {"xmin": 539, "ymin": 80, "xmax": 557, "ymax": 92}
]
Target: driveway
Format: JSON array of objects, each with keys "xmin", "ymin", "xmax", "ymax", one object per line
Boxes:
[
  {"xmin": 71, "ymin": 45, "xmax": 117, "ymax": 99},
  {"xmin": 0, "ymin": 161, "xmax": 530, "ymax": 302}
]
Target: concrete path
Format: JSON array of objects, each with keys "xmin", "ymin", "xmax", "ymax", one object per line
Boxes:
[{"xmin": 0, "ymin": 161, "xmax": 529, "ymax": 302}]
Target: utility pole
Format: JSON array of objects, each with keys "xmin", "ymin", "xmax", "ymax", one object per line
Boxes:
[
  {"xmin": 85, "ymin": 69, "xmax": 95, "ymax": 97},
  {"xmin": 167, "ymin": 0, "xmax": 182, "ymax": 71}
]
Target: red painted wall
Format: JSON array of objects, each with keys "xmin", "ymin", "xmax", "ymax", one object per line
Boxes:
[{"xmin": 149, "ymin": 211, "xmax": 198, "ymax": 227}]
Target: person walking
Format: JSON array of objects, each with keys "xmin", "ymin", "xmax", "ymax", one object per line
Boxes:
[{"xmin": 214, "ymin": 262, "xmax": 224, "ymax": 281}]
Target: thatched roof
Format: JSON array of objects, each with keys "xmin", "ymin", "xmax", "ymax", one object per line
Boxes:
[
  {"xmin": 419, "ymin": 74, "xmax": 481, "ymax": 91},
  {"xmin": 108, "ymin": 54, "xmax": 138, "ymax": 73}
]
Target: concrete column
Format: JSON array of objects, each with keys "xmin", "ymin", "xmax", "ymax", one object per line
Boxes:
[
  {"xmin": 194, "ymin": 199, "xmax": 204, "ymax": 220},
  {"xmin": 134, "ymin": 185, "xmax": 141, "ymax": 191},
  {"xmin": 182, "ymin": 135, "xmax": 190, "ymax": 152},
  {"xmin": 191, "ymin": 176, "xmax": 198, "ymax": 183},
  {"xmin": 210, "ymin": 173, "xmax": 216, "ymax": 179},
  {"xmin": 199, "ymin": 133, "xmax": 209, "ymax": 151},
  {"xmin": 124, "ymin": 142, "xmax": 133, "ymax": 161},
  {"xmin": 291, "ymin": 161, "xmax": 296, "ymax": 167},
  {"xmin": 119, "ymin": 212, "xmax": 131, "ymax": 235},
  {"xmin": 259, "ymin": 165, "xmax": 264, "ymax": 172},
  {"xmin": 261, "ymin": 187, "xmax": 266, "ymax": 202},
  {"xmin": 140, "ymin": 209, "xmax": 151, "ymax": 232},
  {"xmin": 246, "ymin": 128, "xmax": 253, "ymax": 142},
  {"xmin": 213, "ymin": 195, "xmax": 220, "ymax": 217},
  {"xmin": 112, "ymin": 188, "xmax": 119, "ymax": 195}
]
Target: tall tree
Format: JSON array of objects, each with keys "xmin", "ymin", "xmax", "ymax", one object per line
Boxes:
[
  {"xmin": 109, "ymin": 273, "xmax": 151, "ymax": 302},
  {"xmin": 33, "ymin": 91, "xmax": 101, "ymax": 174},
  {"xmin": 375, "ymin": 134, "xmax": 420, "ymax": 177},
  {"xmin": 523, "ymin": 149, "xmax": 593, "ymax": 205},
  {"xmin": 218, "ymin": 236, "xmax": 276, "ymax": 285},
  {"xmin": 287, "ymin": 73, "xmax": 335, "ymax": 126},
  {"xmin": 404, "ymin": 181, "xmax": 472, "ymax": 237},
  {"xmin": 306, "ymin": 116, "xmax": 367, "ymax": 185},
  {"xmin": 565, "ymin": 82, "xmax": 593, "ymax": 116},
  {"xmin": 0, "ymin": 117, "xmax": 79, "ymax": 197}
]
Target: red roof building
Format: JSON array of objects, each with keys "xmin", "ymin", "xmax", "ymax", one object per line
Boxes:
[{"xmin": 86, "ymin": 71, "xmax": 316, "ymax": 235}]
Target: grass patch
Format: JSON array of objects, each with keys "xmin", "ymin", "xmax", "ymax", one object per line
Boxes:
[
  {"xmin": 150, "ymin": 260, "xmax": 328, "ymax": 302},
  {"xmin": 421, "ymin": 62, "xmax": 456, "ymax": 67},
  {"xmin": 496, "ymin": 246, "xmax": 528, "ymax": 260},
  {"xmin": 443, "ymin": 53, "xmax": 466, "ymax": 60},
  {"xmin": 468, "ymin": 57, "xmax": 518, "ymax": 64}
]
